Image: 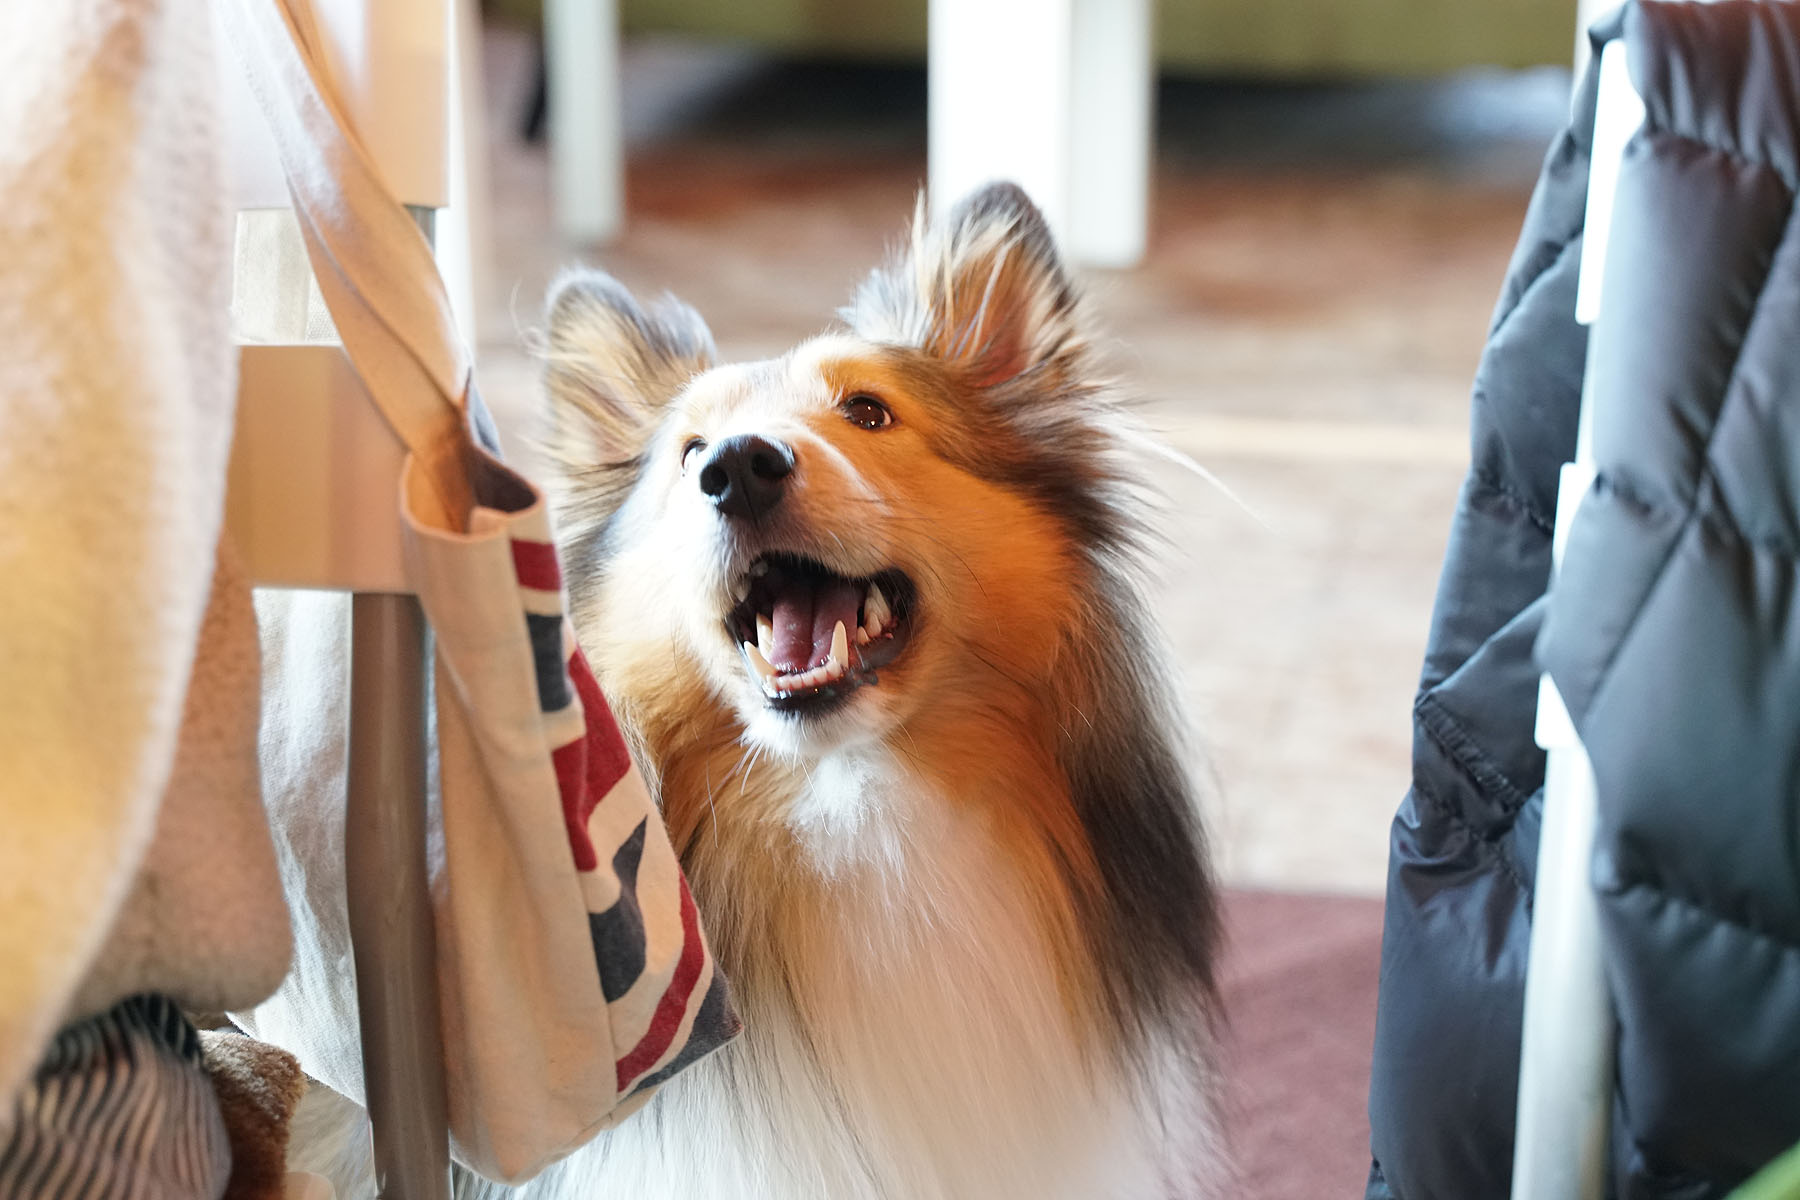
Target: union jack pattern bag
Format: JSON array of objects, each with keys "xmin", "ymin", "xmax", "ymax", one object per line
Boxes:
[{"xmin": 223, "ymin": 0, "xmax": 737, "ymax": 1182}]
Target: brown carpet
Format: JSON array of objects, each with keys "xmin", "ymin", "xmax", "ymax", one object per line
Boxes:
[{"xmin": 1220, "ymin": 889, "xmax": 1385, "ymax": 1200}]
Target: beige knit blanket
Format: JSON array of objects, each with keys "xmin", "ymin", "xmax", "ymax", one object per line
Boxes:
[{"xmin": 0, "ymin": 0, "xmax": 292, "ymax": 1121}]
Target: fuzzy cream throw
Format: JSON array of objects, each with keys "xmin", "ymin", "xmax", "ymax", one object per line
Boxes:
[{"xmin": 0, "ymin": 0, "xmax": 291, "ymax": 1120}]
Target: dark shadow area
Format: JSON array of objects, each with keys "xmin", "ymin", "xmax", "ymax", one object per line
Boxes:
[{"xmin": 582, "ymin": 38, "xmax": 1569, "ymax": 180}]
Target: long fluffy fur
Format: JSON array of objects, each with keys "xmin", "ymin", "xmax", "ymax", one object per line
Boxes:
[{"xmin": 307, "ymin": 183, "xmax": 1230, "ymax": 1200}]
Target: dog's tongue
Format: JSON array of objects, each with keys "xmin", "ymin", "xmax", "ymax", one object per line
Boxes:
[{"xmin": 769, "ymin": 573, "xmax": 862, "ymax": 672}]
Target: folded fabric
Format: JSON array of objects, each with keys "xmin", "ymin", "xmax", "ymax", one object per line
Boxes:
[
  {"xmin": 223, "ymin": 0, "xmax": 739, "ymax": 1180},
  {"xmin": 0, "ymin": 0, "xmax": 291, "ymax": 1120}
]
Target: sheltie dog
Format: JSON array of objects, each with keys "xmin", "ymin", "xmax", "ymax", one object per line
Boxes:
[{"xmin": 493, "ymin": 182, "xmax": 1228, "ymax": 1200}]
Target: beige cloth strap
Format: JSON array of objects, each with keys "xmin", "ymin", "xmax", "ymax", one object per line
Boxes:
[{"xmin": 220, "ymin": 0, "xmax": 474, "ymax": 533}]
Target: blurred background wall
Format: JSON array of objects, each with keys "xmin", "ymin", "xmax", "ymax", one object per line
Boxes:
[{"xmin": 494, "ymin": 0, "xmax": 1573, "ymax": 76}]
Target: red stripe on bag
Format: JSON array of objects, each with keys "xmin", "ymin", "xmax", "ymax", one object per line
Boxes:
[
  {"xmin": 551, "ymin": 738, "xmax": 598, "ymax": 872},
  {"xmin": 556, "ymin": 646, "xmax": 636, "ymax": 873},
  {"xmin": 615, "ymin": 877, "xmax": 705, "ymax": 1092},
  {"xmin": 568, "ymin": 647, "xmax": 633, "ymax": 796},
  {"xmin": 511, "ymin": 538, "xmax": 564, "ymax": 593}
]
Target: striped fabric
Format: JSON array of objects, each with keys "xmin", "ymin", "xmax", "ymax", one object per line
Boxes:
[
  {"xmin": 505, "ymin": 507, "xmax": 740, "ymax": 1108},
  {"xmin": 0, "ymin": 995, "xmax": 229, "ymax": 1200}
]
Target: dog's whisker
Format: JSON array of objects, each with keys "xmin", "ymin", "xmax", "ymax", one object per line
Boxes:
[
  {"xmin": 702, "ymin": 759, "xmax": 720, "ymax": 846},
  {"xmin": 964, "ymin": 646, "xmax": 1034, "ymax": 693}
]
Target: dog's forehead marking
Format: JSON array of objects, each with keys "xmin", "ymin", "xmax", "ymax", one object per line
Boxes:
[
  {"xmin": 678, "ymin": 360, "xmax": 758, "ymax": 410},
  {"xmin": 790, "ymin": 333, "xmax": 868, "ymax": 382},
  {"xmin": 677, "ymin": 336, "xmax": 868, "ymax": 435}
]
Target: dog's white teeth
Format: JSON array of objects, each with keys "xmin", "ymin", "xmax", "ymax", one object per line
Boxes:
[
  {"xmin": 732, "ymin": 578, "xmax": 750, "ymax": 603},
  {"xmin": 864, "ymin": 581, "xmax": 890, "ymax": 637},
  {"xmin": 744, "ymin": 641, "xmax": 778, "ymax": 684},
  {"xmin": 828, "ymin": 621, "xmax": 849, "ymax": 674},
  {"xmin": 854, "ymin": 626, "xmax": 870, "ymax": 646},
  {"xmin": 754, "ymin": 620, "xmax": 857, "ymax": 700},
  {"xmin": 750, "ymin": 561, "xmax": 769, "ymax": 578},
  {"xmin": 773, "ymin": 665, "xmax": 820, "ymax": 693},
  {"xmin": 756, "ymin": 613, "xmax": 775, "ymax": 660}
]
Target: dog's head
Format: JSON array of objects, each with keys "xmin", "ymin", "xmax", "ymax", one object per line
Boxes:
[
  {"xmin": 543, "ymin": 185, "xmax": 1222, "ymax": 1054},
  {"xmin": 543, "ymin": 184, "xmax": 1137, "ymax": 762}
]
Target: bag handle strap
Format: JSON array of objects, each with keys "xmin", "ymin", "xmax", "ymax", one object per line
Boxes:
[{"xmin": 221, "ymin": 0, "xmax": 476, "ymax": 533}]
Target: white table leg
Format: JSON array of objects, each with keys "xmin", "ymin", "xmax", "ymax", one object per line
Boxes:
[
  {"xmin": 544, "ymin": 0, "xmax": 623, "ymax": 244},
  {"xmin": 1069, "ymin": 0, "xmax": 1152, "ymax": 268},
  {"xmin": 928, "ymin": 0, "xmax": 1151, "ymax": 268},
  {"xmin": 929, "ymin": 0, "xmax": 1074, "ymax": 240}
]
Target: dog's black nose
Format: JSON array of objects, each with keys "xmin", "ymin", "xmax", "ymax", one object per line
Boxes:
[{"xmin": 698, "ymin": 434, "xmax": 795, "ymax": 521}]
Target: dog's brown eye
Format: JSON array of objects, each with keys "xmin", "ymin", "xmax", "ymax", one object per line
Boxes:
[
  {"xmin": 681, "ymin": 438, "xmax": 707, "ymax": 472},
  {"xmin": 841, "ymin": 394, "xmax": 893, "ymax": 431}
]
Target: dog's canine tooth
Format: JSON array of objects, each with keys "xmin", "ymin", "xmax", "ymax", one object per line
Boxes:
[
  {"xmin": 756, "ymin": 613, "xmax": 775, "ymax": 660},
  {"xmin": 744, "ymin": 641, "xmax": 779, "ymax": 683},
  {"xmin": 732, "ymin": 577, "xmax": 750, "ymax": 603},
  {"xmin": 828, "ymin": 621, "xmax": 849, "ymax": 674},
  {"xmin": 865, "ymin": 582, "xmax": 891, "ymax": 635}
]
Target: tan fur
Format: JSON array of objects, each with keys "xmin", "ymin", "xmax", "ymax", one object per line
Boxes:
[{"xmin": 514, "ymin": 184, "xmax": 1225, "ymax": 1200}]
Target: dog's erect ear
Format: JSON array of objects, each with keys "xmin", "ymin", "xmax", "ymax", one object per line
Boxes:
[
  {"xmin": 541, "ymin": 268, "xmax": 715, "ymax": 473},
  {"xmin": 843, "ymin": 182, "xmax": 1082, "ymax": 388}
]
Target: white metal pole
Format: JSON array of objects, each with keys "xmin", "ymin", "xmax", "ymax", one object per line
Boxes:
[{"xmin": 1510, "ymin": 38, "xmax": 1642, "ymax": 1200}]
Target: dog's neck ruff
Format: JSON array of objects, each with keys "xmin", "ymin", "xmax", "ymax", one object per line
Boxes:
[{"xmin": 495, "ymin": 754, "xmax": 1208, "ymax": 1200}]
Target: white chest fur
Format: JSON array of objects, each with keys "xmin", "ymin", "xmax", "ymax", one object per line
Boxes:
[{"xmin": 508, "ymin": 751, "xmax": 1174, "ymax": 1200}]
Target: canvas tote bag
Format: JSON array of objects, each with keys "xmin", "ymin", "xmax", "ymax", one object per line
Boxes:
[{"xmin": 219, "ymin": 0, "xmax": 738, "ymax": 1182}]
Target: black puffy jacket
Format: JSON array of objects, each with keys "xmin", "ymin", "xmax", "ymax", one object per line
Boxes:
[{"xmin": 1366, "ymin": 4, "xmax": 1800, "ymax": 1197}]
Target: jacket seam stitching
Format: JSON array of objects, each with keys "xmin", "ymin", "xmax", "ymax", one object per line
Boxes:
[
  {"xmin": 1415, "ymin": 694, "xmax": 1532, "ymax": 817},
  {"xmin": 1408, "ymin": 763, "xmax": 1532, "ymax": 899},
  {"xmin": 1467, "ymin": 465, "xmax": 1558, "ymax": 538}
]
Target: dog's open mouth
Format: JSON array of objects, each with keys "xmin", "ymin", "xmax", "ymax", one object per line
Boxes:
[{"xmin": 724, "ymin": 553, "xmax": 915, "ymax": 713}]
